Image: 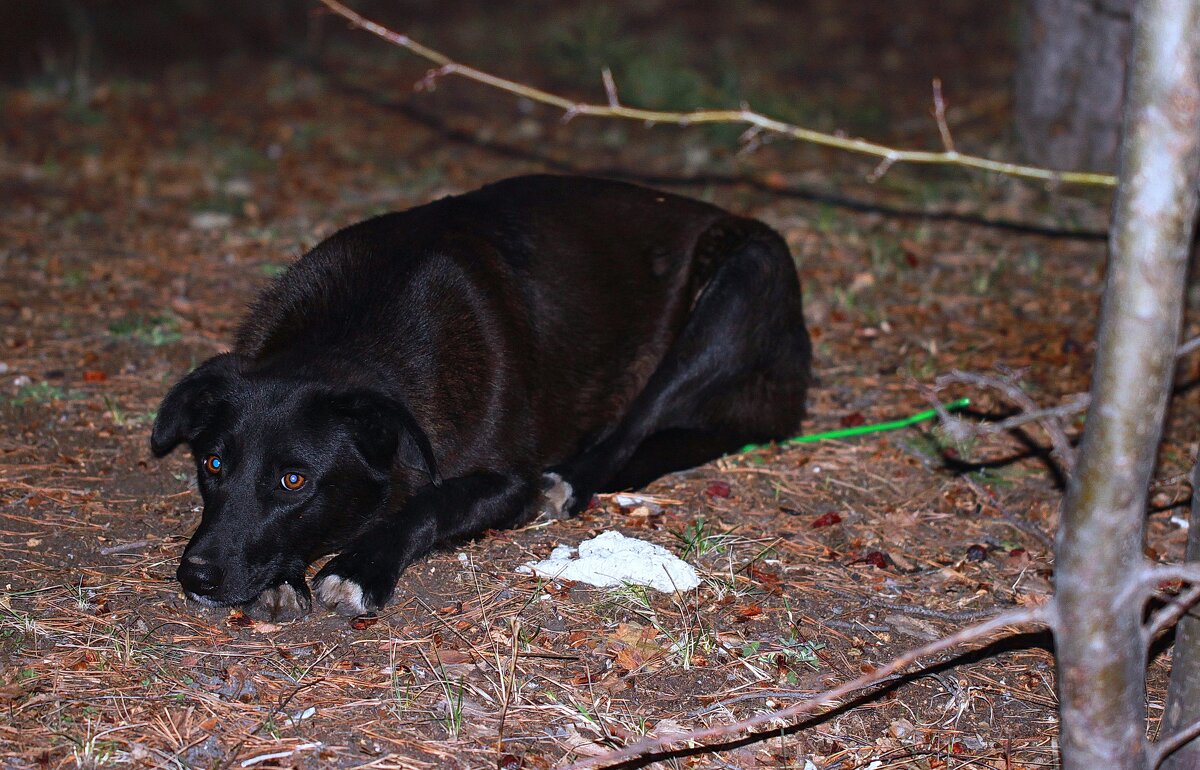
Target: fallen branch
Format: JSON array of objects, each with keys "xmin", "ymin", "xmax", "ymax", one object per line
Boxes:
[
  {"xmin": 559, "ymin": 606, "xmax": 1046, "ymax": 769},
  {"xmin": 933, "ymin": 369, "xmax": 1081, "ymax": 474},
  {"xmin": 818, "ymin": 583, "xmax": 999, "ymax": 622},
  {"xmin": 317, "ymin": 0, "xmax": 1116, "ymax": 188}
]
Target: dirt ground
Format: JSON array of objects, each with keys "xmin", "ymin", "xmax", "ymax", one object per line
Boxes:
[{"xmin": 2, "ymin": 2, "xmax": 1198, "ymax": 768}]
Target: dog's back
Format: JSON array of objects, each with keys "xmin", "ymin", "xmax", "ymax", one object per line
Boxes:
[{"xmin": 233, "ymin": 175, "xmax": 742, "ymax": 467}]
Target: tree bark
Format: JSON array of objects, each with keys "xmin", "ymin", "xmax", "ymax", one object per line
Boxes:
[
  {"xmin": 1014, "ymin": 0, "xmax": 1135, "ymax": 172},
  {"xmin": 1054, "ymin": 1, "xmax": 1200, "ymax": 769}
]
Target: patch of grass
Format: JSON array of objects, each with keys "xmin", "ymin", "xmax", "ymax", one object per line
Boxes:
[
  {"xmin": 741, "ymin": 633, "xmax": 825, "ymax": 676},
  {"xmin": 674, "ymin": 517, "xmax": 731, "ymax": 560},
  {"xmin": 441, "ymin": 678, "xmax": 465, "ymax": 738},
  {"xmin": 607, "ymin": 582, "xmax": 654, "ymax": 613},
  {"xmin": 10, "ymin": 381, "xmax": 83, "ymax": 405},
  {"xmin": 189, "ymin": 194, "xmax": 243, "ymax": 217},
  {"xmin": 217, "ymin": 143, "xmax": 273, "ymax": 175},
  {"xmin": 62, "ymin": 268, "xmax": 89, "ymax": 289},
  {"xmin": 868, "ymin": 235, "xmax": 906, "ymax": 277},
  {"xmin": 900, "ymin": 355, "xmax": 939, "ymax": 382},
  {"xmin": 102, "ymin": 396, "xmax": 150, "ymax": 427},
  {"xmin": 108, "ymin": 313, "xmax": 182, "ymax": 347},
  {"xmin": 69, "ymin": 721, "xmax": 125, "ymax": 768},
  {"xmin": 64, "ymin": 102, "xmax": 107, "ymax": 127},
  {"xmin": 832, "ymin": 285, "xmax": 882, "ymax": 325}
]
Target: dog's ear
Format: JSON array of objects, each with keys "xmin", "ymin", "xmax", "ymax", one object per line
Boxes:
[
  {"xmin": 325, "ymin": 391, "xmax": 442, "ymax": 486},
  {"xmin": 150, "ymin": 354, "xmax": 240, "ymax": 457}
]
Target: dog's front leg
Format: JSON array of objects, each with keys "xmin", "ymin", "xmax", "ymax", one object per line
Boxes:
[{"xmin": 312, "ymin": 473, "xmax": 537, "ymax": 616}]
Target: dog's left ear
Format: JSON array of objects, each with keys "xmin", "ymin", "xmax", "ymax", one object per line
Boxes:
[
  {"xmin": 151, "ymin": 354, "xmax": 241, "ymax": 457},
  {"xmin": 325, "ymin": 391, "xmax": 442, "ymax": 486}
]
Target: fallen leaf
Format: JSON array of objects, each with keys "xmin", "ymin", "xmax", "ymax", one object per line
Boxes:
[
  {"xmin": 734, "ymin": 604, "xmax": 764, "ymax": 622},
  {"xmin": 227, "ymin": 611, "xmax": 253, "ymax": 628},
  {"xmin": 608, "ymin": 623, "xmax": 664, "ymax": 670},
  {"xmin": 840, "ymin": 412, "xmax": 867, "ymax": 428},
  {"xmin": 861, "ymin": 551, "xmax": 890, "ymax": 569},
  {"xmin": 746, "ymin": 564, "xmax": 783, "ymax": 595},
  {"xmin": 705, "ymin": 480, "xmax": 732, "ymax": 498},
  {"xmin": 812, "ymin": 511, "xmax": 842, "ymax": 528},
  {"xmin": 432, "ymin": 649, "xmax": 474, "ymax": 665},
  {"xmin": 885, "ymin": 613, "xmax": 942, "ymax": 641}
]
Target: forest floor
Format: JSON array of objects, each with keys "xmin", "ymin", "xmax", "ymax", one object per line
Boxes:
[{"xmin": 2, "ymin": 2, "xmax": 1198, "ymax": 768}]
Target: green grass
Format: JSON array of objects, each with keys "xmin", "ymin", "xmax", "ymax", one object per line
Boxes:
[
  {"xmin": 108, "ymin": 313, "xmax": 182, "ymax": 347},
  {"xmin": 674, "ymin": 517, "xmax": 732, "ymax": 560},
  {"xmin": 9, "ymin": 382, "xmax": 83, "ymax": 405}
]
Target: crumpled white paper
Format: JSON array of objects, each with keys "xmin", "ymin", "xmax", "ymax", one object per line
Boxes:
[{"xmin": 518, "ymin": 530, "xmax": 700, "ymax": 592}]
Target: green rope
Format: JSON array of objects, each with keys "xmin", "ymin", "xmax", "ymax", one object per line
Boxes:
[{"xmin": 738, "ymin": 397, "xmax": 971, "ymax": 454}]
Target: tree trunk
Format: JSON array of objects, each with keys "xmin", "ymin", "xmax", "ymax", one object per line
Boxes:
[
  {"xmin": 1163, "ymin": 459, "xmax": 1200, "ymax": 769},
  {"xmin": 1054, "ymin": 1, "xmax": 1200, "ymax": 768},
  {"xmin": 1014, "ymin": 0, "xmax": 1134, "ymax": 172}
]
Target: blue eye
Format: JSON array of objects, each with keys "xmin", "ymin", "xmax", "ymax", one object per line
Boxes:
[{"xmin": 203, "ymin": 455, "xmax": 222, "ymax": 474}]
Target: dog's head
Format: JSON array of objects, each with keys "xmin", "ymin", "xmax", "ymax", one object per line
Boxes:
[{"xmin": 151, "ymin": 353, "xmax": 440, "ymax": 608}]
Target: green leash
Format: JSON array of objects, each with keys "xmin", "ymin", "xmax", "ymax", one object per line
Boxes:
[{"xmin": 738, "ymin": 397, "xmax": 971, "ymax": 454}]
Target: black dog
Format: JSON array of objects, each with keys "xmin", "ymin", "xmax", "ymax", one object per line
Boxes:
[{"xmin": 151, "ymin": 175, "xmax": 811, "ymax": 621}]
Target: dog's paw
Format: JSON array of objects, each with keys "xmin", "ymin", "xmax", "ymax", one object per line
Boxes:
[
  {"xmin": 537, "ymin": 472, "xmax": 575, "ymax": 519},
  {"xmin": 314, "ymin": 572, "xmax": 375, "ymax": 617},
  {"xmin": 243, "ymin": 581, "xmax": 311, "ymax": 622}
]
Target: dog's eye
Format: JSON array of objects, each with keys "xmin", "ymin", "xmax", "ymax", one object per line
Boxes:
[
  {"xmin": 203, "ymin": 454, "xmax": 223, "ymax": 475},
  {"xmin": 280, "ymin": 472, "xmax": 307, "ymax": 491}
]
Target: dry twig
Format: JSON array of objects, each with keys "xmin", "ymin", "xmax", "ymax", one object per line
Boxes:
[
  {"xmin": 559, "ymin": 606, "xmax": 1046, "ymax": 769},
  {"xmin": 933, "ymin": 369, "xmax": 1083, "ymax": 474},
  {"xmin": 318, "ymin": 0, "xmax": 1116, "ymax": 188}
]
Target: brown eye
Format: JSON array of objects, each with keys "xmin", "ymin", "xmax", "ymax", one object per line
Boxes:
[
  {"xmin": 203, "ymin": 455, "xmax": 223, "ymax": 475},
  {"xmin": 281, "ymin": 472, "xmax": 306, "ymax": 491}
]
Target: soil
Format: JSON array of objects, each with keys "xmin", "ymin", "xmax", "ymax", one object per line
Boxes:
[{"xmin": 2, "ymin": 2, "xmax": 1197, "ymax": 768}]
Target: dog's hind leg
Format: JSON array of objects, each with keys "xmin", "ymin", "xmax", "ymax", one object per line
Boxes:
[
  {"xmin": 313, "ymin": 472, "xmax": 539, "ymax": 616},
  {"xmin": 554, "ymin": 221, "xmax": 811, "ymax": 513}
]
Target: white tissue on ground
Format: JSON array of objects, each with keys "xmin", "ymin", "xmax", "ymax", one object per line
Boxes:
[{"xmin": 517, "ymin": 530, "xmax": 700, "ymax": 592}]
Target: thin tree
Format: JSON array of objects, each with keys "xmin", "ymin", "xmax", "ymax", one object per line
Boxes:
[{"xmin": 1055, "ymin": 1, "xmax": 1200, "ymax": 768}]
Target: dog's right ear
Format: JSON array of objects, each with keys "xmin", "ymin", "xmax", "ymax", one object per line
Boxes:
[
  {"xmin": 322, "ymin": 390, "xmax": 442, "ymax": 486},
  {"xmin": 150, "ymin": 354, "xmax": 240, "ymax": 457}
]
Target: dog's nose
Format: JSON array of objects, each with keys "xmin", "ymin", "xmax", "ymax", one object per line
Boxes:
[{"xmin": 178, "ymin": 556, "xmax": 224, "ymax": 596}]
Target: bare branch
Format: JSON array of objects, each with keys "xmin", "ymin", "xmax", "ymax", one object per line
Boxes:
[
  {"xmin": 318, "ymin": 0, "xmax": 1117, "ymax": 188},
  {"xmin": 1152, "ymin": 714, "xmax": 1200, "ymax": 769},
  {"xmin": 1143, "ymin": 562, "xmax": 1200, "ymax": 590},
  {"xmin": 558, "ymin": 607, "xmax": 1047, "ymax": 769},
  {"xmin": 1177, "ymin": 335, "xmax": 1200, "ymax": 359},
  {"xmin": 600, "ymin": 67, "xmax": 620, "ymax": 108},
  {"xmin": 931, "ymin": 78, "xmax": 956, "ymax": 153},
  {"xmin": 933, "ymin": 370, "xmax": 1081, "ymax": 473},
  {"xmin": 1148, "ymin": 584, "xmax": 1200, "ymax": 641}
]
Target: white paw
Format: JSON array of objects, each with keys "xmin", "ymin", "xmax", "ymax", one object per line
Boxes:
[
  {"xmin": 244, "ymin": 582, "xmax": 311, "ymax": 622},
  {"xmin": 314, "ymin": 574, "xmax": 368, "ymax": 617},
  {"xmin": 539, "ymin": 472, "xmax": 575, "ymax": 519}
]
